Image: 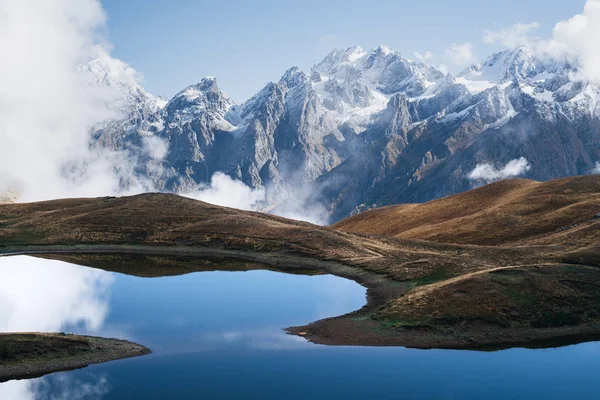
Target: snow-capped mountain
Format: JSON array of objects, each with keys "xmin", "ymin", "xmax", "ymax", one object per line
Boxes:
[
  {"xmin": 91, "ymin": 44, "xmax": 600, "ymax": 222},
  {"xmin": 310, "ymin": 45, "xmax": 447, "ymax": 133},
  {"xmin": 81, "ymin": 52, "xmax": 165, "ymax": 123}
]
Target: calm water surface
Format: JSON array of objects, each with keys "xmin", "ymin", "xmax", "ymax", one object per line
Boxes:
[{"xmin": 0, "ymin": 256, "xmax": 599, "ymax": 399}]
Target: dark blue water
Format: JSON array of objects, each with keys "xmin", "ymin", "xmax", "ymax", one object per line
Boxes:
[{"xmin": 0, "ymin": 256, "xmax": 599, "ymax": 399}]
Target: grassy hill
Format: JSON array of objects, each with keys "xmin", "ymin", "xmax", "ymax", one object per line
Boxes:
[{"xmin": 333, "ymin": 176, "xmax": 600, "ymax": 249}]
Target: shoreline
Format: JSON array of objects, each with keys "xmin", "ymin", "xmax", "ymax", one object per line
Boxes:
[
  {"xmin": 0, "ymin": 333, "xmax": 150, "ymax": 383},
  {"xmin": 2, "ymin": 245, "xmax": 600, "ymax": 351}
]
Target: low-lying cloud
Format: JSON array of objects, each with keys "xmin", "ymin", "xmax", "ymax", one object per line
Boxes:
[
  {"xmin": 468, "ymin": 157, "xmax": 531, "ymax": 181},
  {"xmin": 183, "ymin": 172, "xmax": 266, "ymax": 211},
  {"xmin": 592, "ymin": 162, "xmax": 600, "ymax": 174}
]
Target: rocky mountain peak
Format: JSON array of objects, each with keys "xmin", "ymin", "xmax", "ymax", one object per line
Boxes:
[
  {"xmin": 164, "ymin": 76, "xmax": 235, "ymax": 119},
  {"xmin": 278, "ymin": 67, "xmax": 309, "ymax": 90},
  {"xmin": 314, "ymin": 46, "xmax": 367, "ymax": 73}
]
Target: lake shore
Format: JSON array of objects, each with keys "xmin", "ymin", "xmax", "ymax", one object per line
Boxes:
[
  {"xmin": 2, "ymin": 246, "xmax": 600, "ymax": 351},
  {"xmin": 0, "ymin": 333, "xmax": 150, "ymax": 383}
]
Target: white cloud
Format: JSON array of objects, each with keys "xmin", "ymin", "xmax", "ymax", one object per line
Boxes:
[
  {"xmin": 267, "ymin": 182, "xmax": 331, "ymax": 225},
  {"xmin": 183, "ymin": 172, "xmax": 266, "ymax": 211},
  {"xmin": 142, "ymin": 136, "xmax": 169, "ymax": 160},
  {"xmin": 274, "ymin": 197, "xmax": 330, "ymax": 225},
  {"xmin": 551, "ymin": 0, "xmax": 600, "ymax": 84},
  {"xmin": 0, "ymin": 0, "xmax": 156, "ymax": 202},
  {"xmin": 468, "ymin": 157, "xmax": 531, "ymax": 181},
  {"xmin": 483, "ymin": 22, "xmax": 541, "ymax": 47},
  {"xmin": 592, "ymin": 162, "xmax": 600, "ymax": 174},
  {"xmin": 413, "ymin": 50, "xmax": 433, "ymax": 63},
  {"xmin": 180, "ymin": 173, "xmax": 330, "ymax": 224},
  {"xmin": 478, "ymin": 2, "xmax": 600, "ymax": 85},
  {"xmin": 445, "ymin": 42, "xmax": 476, "ymax": 67}
]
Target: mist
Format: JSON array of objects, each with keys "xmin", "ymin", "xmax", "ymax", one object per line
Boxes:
[
  {"xmin": 0, "ymin": 0, "xmax": 125, "ymax": 201},
  {"xmin": 183, "ymin": 172, "xmax": 266, "ymax": 211}
]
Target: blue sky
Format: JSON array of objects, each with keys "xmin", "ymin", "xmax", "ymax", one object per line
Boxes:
[{"xmin": 101, "ymin": 0, "xmax": 586, "ymax": 101}]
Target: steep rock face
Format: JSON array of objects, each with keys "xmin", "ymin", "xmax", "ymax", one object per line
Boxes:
[
  {"xmin": 90, "ymin": 45, "xmax": 600, "ymax": 223},
  {"xmin": 155, "ymin": 77, "xmax": 237, "ymax": 189},
  {"xmin": 273, "ymin": 68, "xmax": 343, "ymax": 183},
  {"xmin": 308, "ymin": 47, "xmax": 600, "ymax": 221}
]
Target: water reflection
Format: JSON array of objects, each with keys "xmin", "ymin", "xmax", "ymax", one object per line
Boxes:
[
  {"xmin": 0, "ymin": 256, "xmax": 115, "ymax": 399},
  {"xmin": 2, "ymin": 256, "xmax": 599, "ymax": 400},
  {"xmin": 0, "ymin": 374, "xmax": 110, "ymax": 400},
  {"xmin": 0, "ymin": 256, "xmax": 114, "ymax": 333},
  {"xmin": 0, "ymin": 255, "xmax": 367, "ymax": 399}
]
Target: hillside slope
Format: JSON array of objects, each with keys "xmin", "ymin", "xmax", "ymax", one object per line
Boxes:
[{"xmin": 333, "ymin": 175, "xmax": 600, "ymax": 248}]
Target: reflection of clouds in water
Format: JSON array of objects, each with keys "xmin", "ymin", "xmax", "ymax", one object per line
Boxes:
[
  {"xmin": 210, "ymin": 329, "xmax": 309, "ymax": 350},
  {"xmin": 0, "ymin": 374, "xmax": 109, "ymax": 400},
  {"xmin": 155, "ymin": 328, "xmax": 312, "ymax": 356},
  {"xmin": 0, "ymin": 380, "xmax": 31, "ymax": 399},
  {"xmin": 0, "ymin": 256, "xmax": 114, "ymax": 399},
  {"xmin": 0, "ymin": 256, "xmax": 114, "ymax": 333},
  {"xmin": 31, "ymin": 374, "xmax": 110, "ymax": 400}
]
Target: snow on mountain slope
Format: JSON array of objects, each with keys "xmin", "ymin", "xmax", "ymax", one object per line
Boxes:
[
  {"xmin": 81, "ymin": 51, "xmax": 164, "ymax": 122},
  {"xmin": 310, "ymin": 45, "xmax": 447, "ymax": 133},
  {"xmin": 161, "ymin": 77, "xmax": 237, "ymax": 131},
  {"xmin": 87, "ymin": 43, "xmax": 600, "ymax": 222}
]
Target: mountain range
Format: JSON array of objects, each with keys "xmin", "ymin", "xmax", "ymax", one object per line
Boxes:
[{"xmin": 91, "ymin": 44, "xmax": 600, "ymax": 223}]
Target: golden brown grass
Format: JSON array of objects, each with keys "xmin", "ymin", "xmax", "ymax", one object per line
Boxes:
[{"xmin": 333, "ymin": 176, "xmax": 600, "ymax": 248}]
